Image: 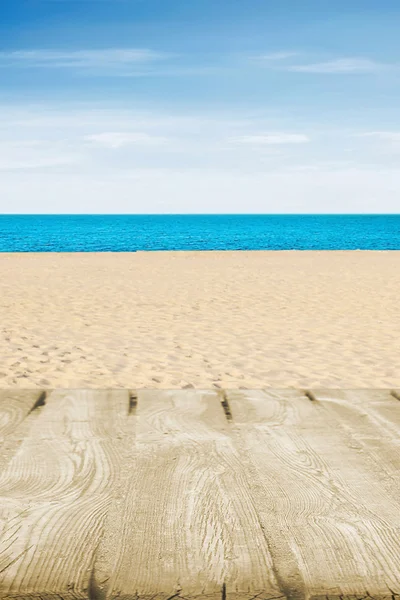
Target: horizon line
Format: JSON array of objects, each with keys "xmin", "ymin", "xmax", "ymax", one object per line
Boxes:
[{"xmin": 1, "ymin": 213, "xmax": 400, "ymax": 217}]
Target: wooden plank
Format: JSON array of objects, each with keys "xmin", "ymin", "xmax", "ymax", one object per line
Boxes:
[
  {"xmin": 2, "ymin": 388, "xmax": 400, "ymax": 599},
  {"xmin": 0, "ymin": 391, "xmax": 47, "ymax": 437},
  {"xmin": 0, "ymin": 389, "xmax": 130, "ymax": 600},
  {"xmin": 95, "ymin": 389, "xmax": 283, "ymax": 600},
  {"xmin": 311, "ymin": 389, "xmax": 400, "ymax": 485},
  {"xmin": 0, "ymin": 391, "xmax": 50, "ymax": 476},
  {"xmin": 227, "ymin": 389, "xmax": 400, "ymax": 599}
]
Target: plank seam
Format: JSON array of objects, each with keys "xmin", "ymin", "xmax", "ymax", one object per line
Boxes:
[
  {"xmin": 218, "ymin": 390, "xmax": 233, "ymax": 421},
  {"xmin": 128, "ymin": 390, "xmax": 138, "ymax": 415},
  {"xmin": 303, "ymin": 390, "xmax": 318, "ymax": 402},
  {"xmin": 27, "ymin": 390, "xmax": 47, "ymax": 414}
]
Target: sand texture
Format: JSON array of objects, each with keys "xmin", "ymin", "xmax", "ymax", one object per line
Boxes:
[{"xmin": 0, "ymin": 251, "xmax": 399, "ymax": 389}]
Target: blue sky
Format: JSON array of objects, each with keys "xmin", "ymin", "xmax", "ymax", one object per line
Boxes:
[{"xmin": 1, "ymin": 0, "xmax": 400, "ymax": 213}]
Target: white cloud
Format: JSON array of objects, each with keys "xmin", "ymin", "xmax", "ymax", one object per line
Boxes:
[
  {"xmin": 283, "ymin": 160, "xmax": 356, "ymax": 172},
  {"xmin": 0, "ymin": 153, "xmax": 80, "ymax": 171},
  {"xmin": 1, "ymin": 104, "xmax": 400, "ymax": 213},
  {"xmin": 0, "ymin": 139, "xmax": 83, "ymax": 171},
  {"xmin": 0, "ymin": 48, "xmax": 169, "ymax": 69},
  {"xmin": 84, "ymin": 132, "xmax": 169, "ymax": 149},
  {"xmin": 230, "ymin": 133, "xmax": 310, "ymax": 145},
  {"xmin": 2, "ymin": 167, "xmax": 400, "ymax": 213},
  {"xmin": 288, "ymin": 58, "xmax": 389, "ymax": 74},
  {"xmin": 359, "ymin": 131, "xmax": 400, "ymax": 142},
  {"xmin": 252, "ymin": 52, "xmax": 298, "ymax": 61},
  {"xmin": 0, "ymin": 49, "xmax": 227, "ymax": 79}
]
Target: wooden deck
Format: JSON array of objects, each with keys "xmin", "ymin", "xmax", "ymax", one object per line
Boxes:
[{"xmin": 1, "ymin": 389, "xmax": 400, "ymax": 600}]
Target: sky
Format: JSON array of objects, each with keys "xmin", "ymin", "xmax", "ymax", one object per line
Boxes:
[{"xmin": 1, "ymin": 0, "xmax": 400, "ymax": 213}]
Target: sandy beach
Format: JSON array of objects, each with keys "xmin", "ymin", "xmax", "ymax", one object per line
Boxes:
[{"xmin": 0, "ymin": 251, "xmax": 399, "ymax": 389}]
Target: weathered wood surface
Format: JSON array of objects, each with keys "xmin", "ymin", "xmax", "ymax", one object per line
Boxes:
[
  {"xmin": 0, "ymin": 390, "xmax": 129, "ymax": 599},
  {"xmin": 0, "ymin": 391, "xmax": 47, "ymax": 438},
  {"xmin": 227, "ymin": 389, "xmax": 400, "ymax": 598},
  {"xmin": 0, "ymin": 391, "xmax": 50, "ymax": 475},
  {"xmin": 95, "ymin": 390, "xmax": 281, "ymax": 600},
  {"xmin": 1, "ymin": 389, "xmax": 400, "ymax": 600}
]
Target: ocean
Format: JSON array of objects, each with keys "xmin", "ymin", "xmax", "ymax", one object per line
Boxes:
[{"xmin": 0, "ymin": 214, "xmax": 399, "ymax": 252}]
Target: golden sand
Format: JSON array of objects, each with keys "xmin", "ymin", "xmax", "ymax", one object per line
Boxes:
[{"xmin": 0, "ymin": 251, "xmax": 399, "ymax": 389}]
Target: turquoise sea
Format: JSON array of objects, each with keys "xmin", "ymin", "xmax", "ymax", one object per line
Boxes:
[{"xmin": 0, "ymin": 215, "xmax": 399, "ymax": 252}]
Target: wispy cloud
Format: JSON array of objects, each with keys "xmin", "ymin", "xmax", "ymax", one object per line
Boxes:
[
  {"xmin": 230, "ymin": 133, "xmax": 310, "ymax": 145},
  {"xmin": 287, "ymin": 58, "xmax": 390, "ymax": 74},
  {"xmin": 2, "ymin": 104, "xmax": 400, "ymax": 212},
  {"xmin": 359, "ymin": 131, "xmax": 400, "ymax": 142},
  {"xmin": 0, "ymin": 48, "xmax": 169, "ymax": 70},
  {"xmin": 0, "ymin": 156, "xmax": 79, "ymax": 171},
  {"xmin": 252, "ymin": 51, "xmax": 298, "ymax": 61},
  {"xmin": 0, "ymin": 48, "xmax": 224, "ymax": 78},
  {"xmin": 85, "ymin": 131, "xmax": 169, "ymax": 148},
  {"xmin": 0, "ymin": 141, "xmax": 82, "ymax": 171},
  {"xmin": 3, "ymin": 48, "xmax": 393, "ymax": 79},
  {"xmin": 252, "ymin": 54, "xmax": 395, "ymax": 74}
]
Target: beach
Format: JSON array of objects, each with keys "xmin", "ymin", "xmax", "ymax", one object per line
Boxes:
[{"xmin": 0, "ymin": 250, "xmax": 399, "ymax": 389}]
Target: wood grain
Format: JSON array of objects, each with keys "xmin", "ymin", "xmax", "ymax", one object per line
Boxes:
[
  {"xmin": 0, "ymin": 390, "xmax": 49, "ymax": 478},
  {"xmin": 311, "ymin": 389, "xmax": 400, "ymax": 487},
  {"xmin": 227, "ymin": 389, "xmax": 400, "ymax": 598},
  {"xmin": 1, "ymin": 389, "xmax": 400, "ymax": 600},
  {"xmin": 0, "ymin": 391, "xmax": 47, "ymax": 438},
  {"xmin": 0, "ymin": 389, "xmax": 129, "ymax": 600},
  {"xmin": 95, "ymin": 389, "xmax": 282, "ymax": 600}
]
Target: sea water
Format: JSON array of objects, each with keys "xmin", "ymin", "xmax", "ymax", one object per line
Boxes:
[{"xmin": 0, "ymin": 214, "xmax": 399, "ymax": 252}]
